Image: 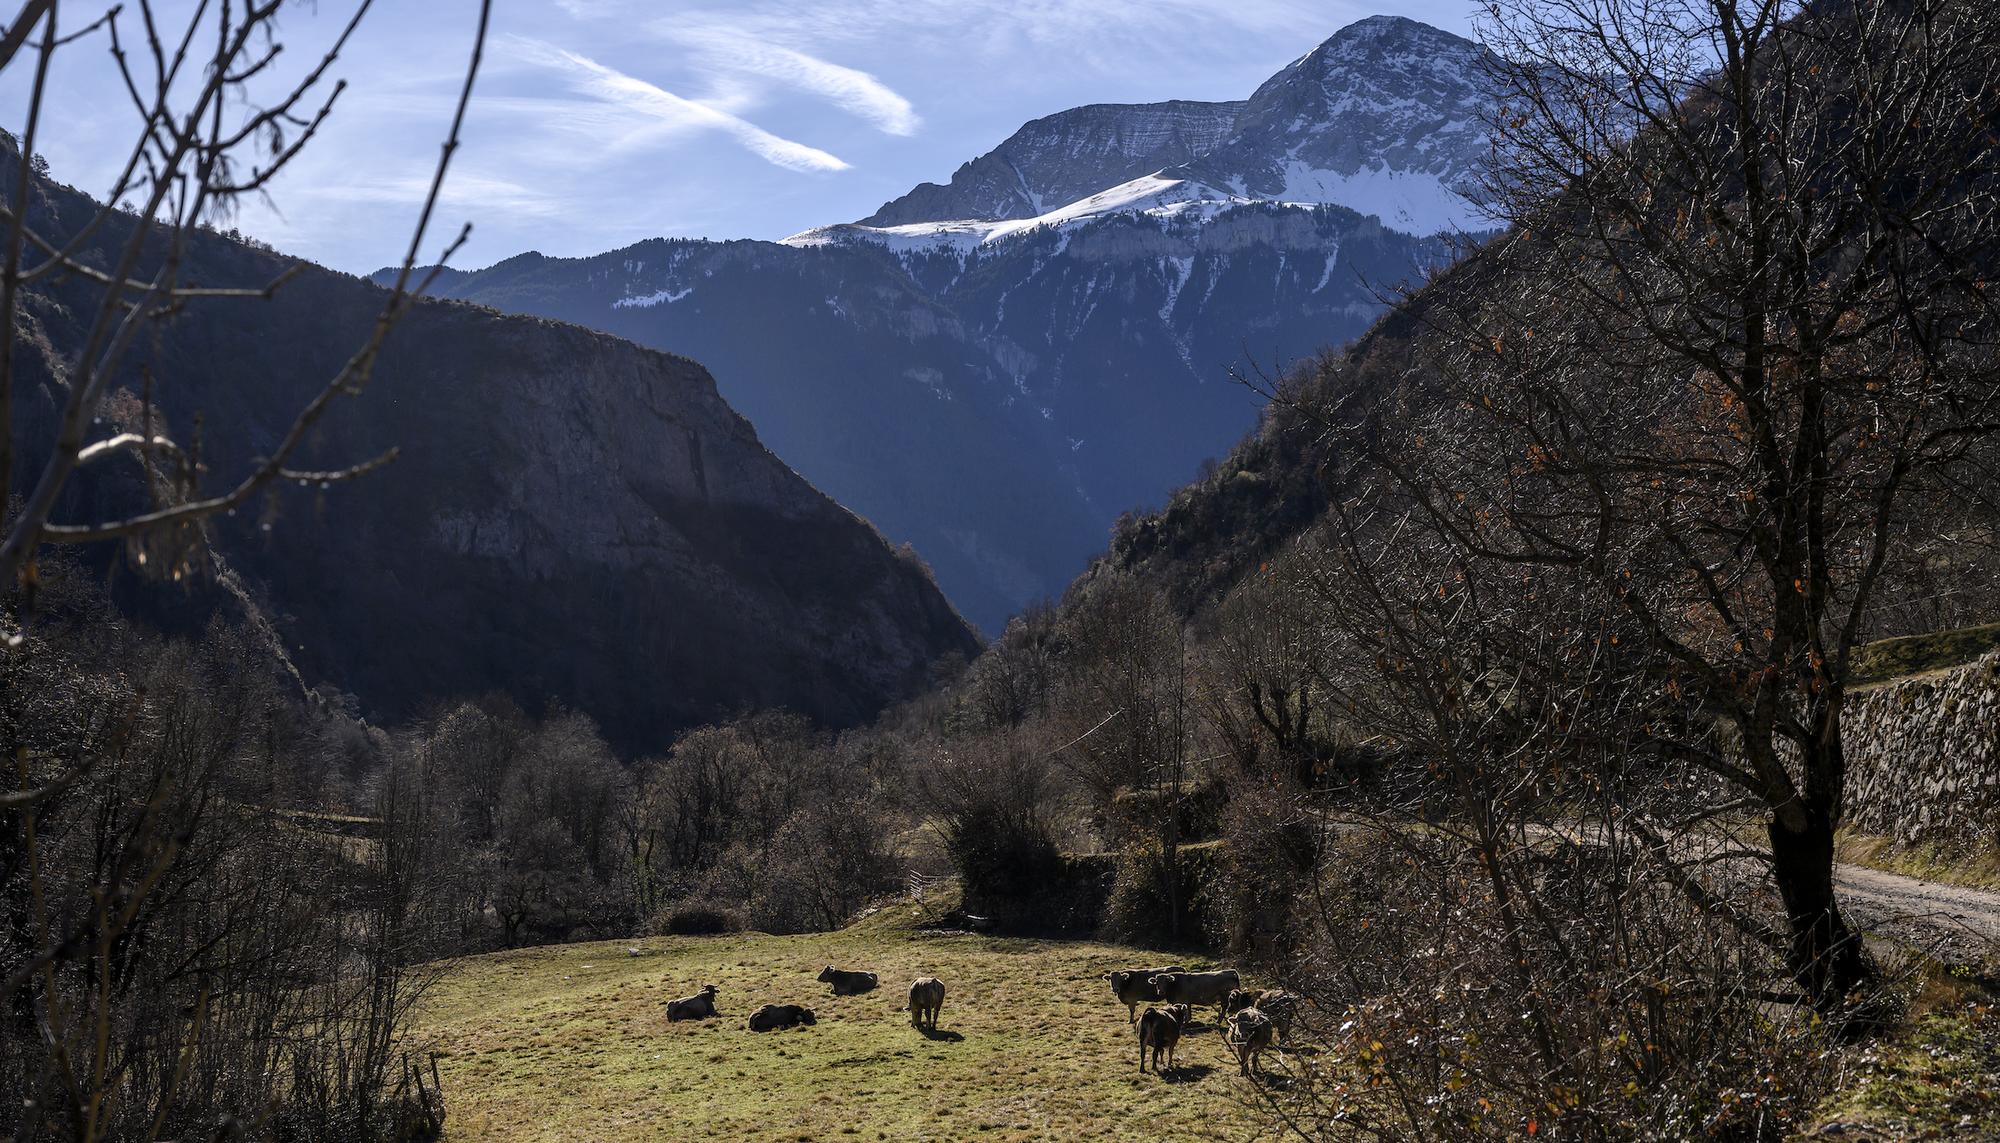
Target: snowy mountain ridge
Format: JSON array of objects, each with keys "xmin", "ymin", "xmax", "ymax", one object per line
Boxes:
[
  {"xmin": 807, "ymin": 15, "xmax": 1499, "ymax": 255},
  {"xmin": 858, "ymin": 99, "xmax": 1245, "ymax": 228}
]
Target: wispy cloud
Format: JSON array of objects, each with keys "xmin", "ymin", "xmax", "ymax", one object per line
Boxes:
[
  {"xmin": 654, "ymin": 0, "xmax": 1337, "ymax": 70},
  {"xmin": 662, "ymin": 25, "xmax": 919, "ymax": 136},
  {"xmin": 504, "ymin": 36, "xmax": 850, "ymax": 173}
]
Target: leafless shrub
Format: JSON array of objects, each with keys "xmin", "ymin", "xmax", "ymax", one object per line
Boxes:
[{"xmin": 915, "ymin": 736, "xmax": 1064, "ymax": 910}]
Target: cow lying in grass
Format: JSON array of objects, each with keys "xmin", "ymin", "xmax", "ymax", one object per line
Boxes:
[
  {"xmin": 905, "ymin": 977, "xmax": 946, "ymax": 1030},
  {"xmin": 1136, "ymin": 1004, "xmax": 1192, "ymax": 1074},
  {"xmin": 817, "ymin": 965, "xmax": 878, "ymax": 995},
  {"xmin": 1104, "ymin": 965, "xmax": 1186, "ymax": 1023},
  {"xmin": 665, "ymin": 984, "xmax": 719, "ymax": 1022},
  {"xmin": 747, "ymin": 1003, "xmax": 817, "ymax": 1032}
]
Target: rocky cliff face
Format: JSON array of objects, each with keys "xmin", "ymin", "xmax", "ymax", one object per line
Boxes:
[
  {"xmin": 14, "ymin": 173, "xmax": 979, "ymax": 748},
  {"xmin": 860, "ymin": 100, "xmax": 1243, "ymax": 227}
]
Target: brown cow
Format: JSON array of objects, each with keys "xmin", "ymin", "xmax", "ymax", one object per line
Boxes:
[
  {"xmin": 665, "ymin": 984, "xmax": 719, "ymax": 1022},
  {"xmin": 1227, "ymin": 1006, "xmax": 1275, "ymax": 1077},
  {"xmin": 747, "ymin": 1003, "xmax": 817, "ymax": 1032},
  {"xmin": 1225, "ymin": 987, "xmax": 1300, "ymax": 1040},
  {"xmin": 817, "ymin": 965, "xmax": 878, "ymax": 995},
  {"xmin": 1136, "ymin": 1004, "xmax": 1192, "ymax": 1074},
  {"xmin": 906, "ymin": 977, "xmax": 946, "ymax": 1030},
  {"xmin": 1104, "ymin": 964, "xmax": 1186, "ymax": 1023},
  {"xmin": 1255, "ymin": 989, "xmax": 1301, "ymax": 1041},
  {"xmin": 1150, "ymin": 969, "xmax": 1241, "ymax": 1019}
]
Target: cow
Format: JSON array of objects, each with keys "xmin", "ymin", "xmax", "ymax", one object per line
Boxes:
[
  {"xmin": 1255, "ymin": 989, "xmax": 1301, "ymax": 1041},
  {"xmin": 817, "ymin": 965, "xmax": 878, "ymax": 996},
  {"xmin": 1104, "ymin": 964, "xmax": 1187, "ymax": 1023},
  {"xmin": 747, "ymin": 1003, "xmax": 817, "ymax": 1032},
  {"xmin": 1227, "ymin": 1006, "xmax": 1276, "ymax": 1077},
  {"xmin": 1149, "ymin": 969, "xmax": 1241, "ymax": 1020},
  {"xmin": 665, "ymin": 984, "xmax": 719, "ymax": 1022},
  {"xmin": 905, "ymin": 977, "xmax": 946, "ymax": 1030},
  {"xmin": 1225, "ymin": 987, "xmax": 1301, "ymax": 1041},
  {"xmin": 1136, "ymin": 1004, "xmax": 1192, "ymax": 1074}
]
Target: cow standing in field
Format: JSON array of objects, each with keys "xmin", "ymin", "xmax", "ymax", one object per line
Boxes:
[
  {"xmin": 1104, "ymin": 965, "xmax": 1186, "ymax": 1023},
  {"xmin": 1136, "ymin": 1004, "xmax": 1192, "ymax": 1074},
  {"xmin": 665, "ymin": 984, "xmax": 719, "ymax": 1022},
  {"xmin": 817, "ymin": 965, "xmax": 878, "ymax": 995},
  {"xmin": 747, "ymin": 1004, "xmax": 817, "ymax": 1032},
  {"xmin": 1225, "ymin": 987, "xmax": 1301, "ymax": 1041},
  {"xmin": 1150, "ymin": 969, "xmax": 1241, "ymax": 1020},
  {"xmin": 1227, "ymin": 1006, "xmax": 1275, "ymax": 1078},
  {"xmin": 905, "ymin": 977, "xmax": 946, "ymax": 1030}
]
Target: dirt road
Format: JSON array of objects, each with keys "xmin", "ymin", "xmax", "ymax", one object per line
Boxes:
[{"xmin": 1837, "ymin": 863, "xmax": 2000, "ymax": 966}]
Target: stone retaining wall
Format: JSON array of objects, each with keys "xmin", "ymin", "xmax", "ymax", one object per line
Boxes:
[{"xmin": 1842, "ymin": 651, "xmax": 2000, "ymax": 849}]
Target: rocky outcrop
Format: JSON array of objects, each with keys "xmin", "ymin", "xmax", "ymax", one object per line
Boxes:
[{"xmin": 1842, "ymin": 652, "xmax": 2000, "ymax": 849}]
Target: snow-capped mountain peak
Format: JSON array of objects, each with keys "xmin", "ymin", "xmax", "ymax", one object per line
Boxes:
[
  {"xmin": 858, "ymin": 99, "xmax": 1242, "ymax": 228},
  {"xmin": 836, "ymin": 15, "xmax": 1500, "ymax": 246},
  {"xmin": 1176, "ymin": 16, "xmax": 1497, "ymax": 231}
]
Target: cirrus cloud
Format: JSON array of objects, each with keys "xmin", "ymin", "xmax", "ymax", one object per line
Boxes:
[
  {"xmin": 661, "ymin": 25, "xmax": 920, "ymax": 136},
  {"xmin": 505, "ymin": 35, "xmax": 850, "ymax": 173}
]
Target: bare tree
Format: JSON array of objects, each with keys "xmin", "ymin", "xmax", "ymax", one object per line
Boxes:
[
  {"xmin": 0, "ymin": 0, "xmax": 489, "ymax": 614},
  {"xmin": 1309, "ymin": 0, "xmax": 2000, "ymax": 1003},
  {"xmin": 1, "ymin": 2, "xmax": 491, "ymax": 1137}
]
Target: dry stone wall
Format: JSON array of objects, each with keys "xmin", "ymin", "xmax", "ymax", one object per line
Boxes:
[{"xmin": 1842, "ymin": 651, "xmax": 2000, "ymax": 849}]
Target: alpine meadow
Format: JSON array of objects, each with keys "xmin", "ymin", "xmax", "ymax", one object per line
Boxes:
[{"xmin": 4, "ymin": 1, "xmax": 2000, "ymax": 1141}]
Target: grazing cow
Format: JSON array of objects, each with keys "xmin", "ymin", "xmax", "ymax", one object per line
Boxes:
[
  {"xmin": 817, "ymin": 965, "xmax": 879, "ymax": 996},
  {"xmin": 1149, "ymin": 969, "xmax": 1242, "ymax": 1019},
  {"xmin": 1136, "ymin": 1004, "xmax": 1192, "ymax": 1074},
  {"xmin": 1228, "ymin": 1006, "xmax": 1276, "ymax": 1077},
  {"xmin": 1104, "ymin": 965, "xmax": 1187, "ymax": 1023},
  {"xmin": 665, "ymin": 984, "xmax": 719, "ymax": 1022},
  {"xmin": 905, "ymin": 977, "xmax": 946, "ymax": 1030},
  {"xmin": 746, "ymin": 1003, "xmax": 817, "ymax": 1032},
  {"xmin": 1225, "ymin": 987, "xmax": 1301, "ymax": 1041}
]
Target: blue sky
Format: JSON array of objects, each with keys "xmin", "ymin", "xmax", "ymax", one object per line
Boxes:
[{"xmin": 7, "ymin": 0, "xmax": 1479, "ymax": 274}]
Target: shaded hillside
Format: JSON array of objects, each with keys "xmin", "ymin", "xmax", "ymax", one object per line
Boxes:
[
  {"xmin": 414, "ymin": 209, "xmax": 1444, "ymax": 633},
  {"xmin": 1078, "ymin": 248, "xmax": 1481, "ymax": 616},
  {"xmin": 406, "ymin": 17, "xmax": 1491, "ymax": 634},
  {"xmin": 8, "ymin": 167, "xmax": 980, "ymax": 748}
]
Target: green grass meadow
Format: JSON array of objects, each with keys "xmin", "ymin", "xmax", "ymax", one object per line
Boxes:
[{"xmin": 414, "ymin": 903, "xmax": 1269, "ymax": 1142}]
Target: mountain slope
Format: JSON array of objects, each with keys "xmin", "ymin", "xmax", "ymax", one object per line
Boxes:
[
  {"xmin": 416, "ymin": 15, "xmax": 1492, "ymax": 634},
  {"xmin": 11, "ymin": 168, "xmax": 979, "ymax": 748},
  {"xmin": 1172, "ymin": 15, "xmax": 1496, "ymax": 235},
  {"xmin": 859, "ymin": 99, "xmax": 1243, "ymax": 227}
]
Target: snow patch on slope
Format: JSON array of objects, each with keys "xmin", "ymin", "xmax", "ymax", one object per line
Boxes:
[
  {"xmin": 1269, "ymin": 160, "xmax": 1487, "ymax": 236},
  {"xmin": 614, "ymin": 287, "xmax": 692, "ymax": 309}
]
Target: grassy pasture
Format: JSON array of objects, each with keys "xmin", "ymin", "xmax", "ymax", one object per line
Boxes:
[
  {"xmin": 414, "ymin": 902, "xmax": 1269, "ymax": 1142},
  {"xmin": 1849, "ymin": 621, "xmax": 2000, "ymax": 689}
]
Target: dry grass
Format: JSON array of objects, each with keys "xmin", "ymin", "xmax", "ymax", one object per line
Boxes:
[
  {"xmin": 1814, "ymin": 964, "xmax": 2000, "ymax": 1137},
  {"xmin": 413, "ymin": 896, "xmax": 1268, "ymax": 1142}
]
